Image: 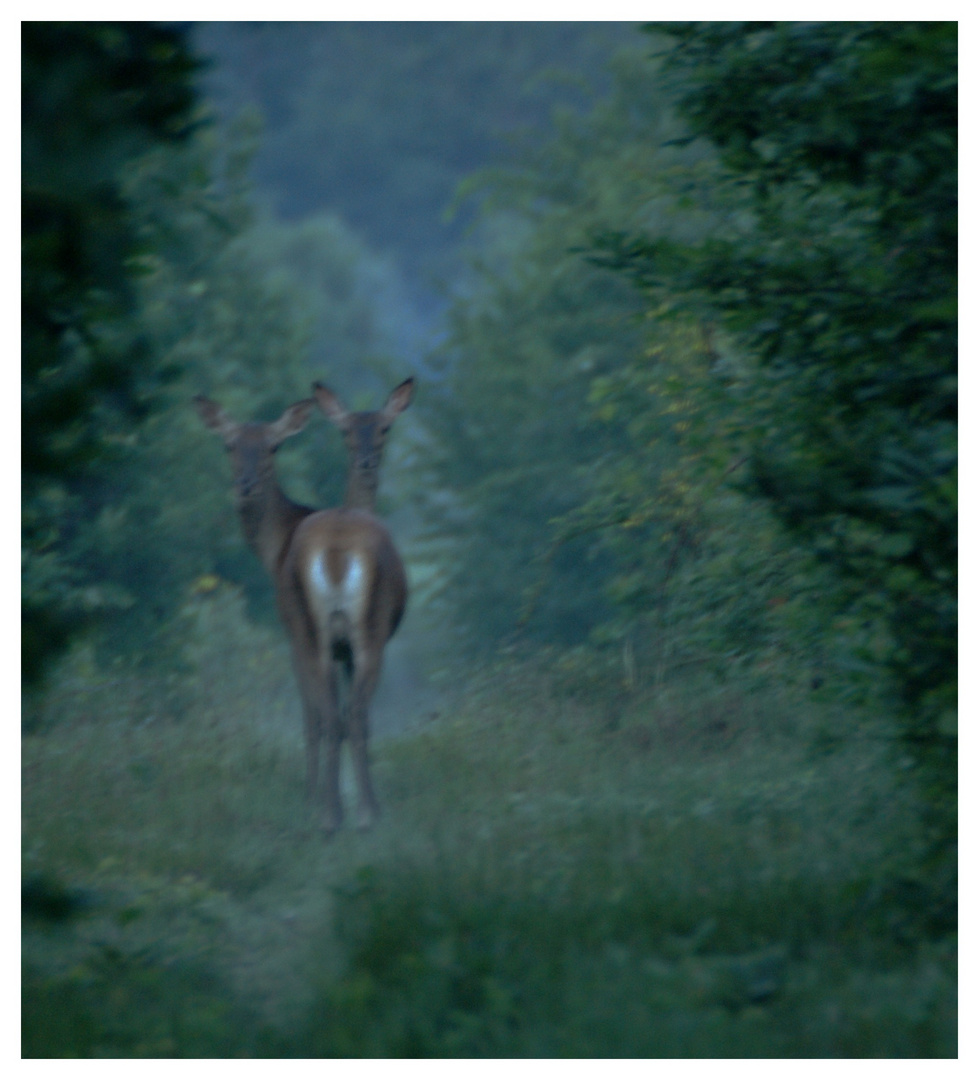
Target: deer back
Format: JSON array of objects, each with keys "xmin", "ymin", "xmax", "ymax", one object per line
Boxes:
[{"xmin": 284, "ymin": 508, "xmax": 407, "ymax": 661}]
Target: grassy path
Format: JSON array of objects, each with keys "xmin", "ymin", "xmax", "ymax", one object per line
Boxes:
[{"xmin": 23, "ymin": 641, "xmax": 956, "ymax": 1056}]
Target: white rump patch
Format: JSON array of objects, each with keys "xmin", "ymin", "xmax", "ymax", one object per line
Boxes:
[{"xmin": 307, "ymin": 550, "xmax": 368, "ymax": 628}]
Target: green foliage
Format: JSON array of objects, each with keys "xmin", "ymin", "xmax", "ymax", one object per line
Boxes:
[
  {"xmin": 594, "ymin": 21, "xmax": 956, "ymax": 845},
  {"xmin": 23, "ymin": 948, "xmax": 269, "ymax": 1058},
  {"xmin": 570, "ymin": 318, "xmax": 836, "ymax": 686},
  {"xmin": 22, "ymin": 22, "xmax": 198, "ymax": 683},
  {"xmin": 420, "ymin": 240, "xmax": 642, "ymax": 648},
  {"xmin": 194, "ymin": 23, "xmax": 636, "ymax": 293},
  {"xmin": 301, "ymin": 867, "xmax": 953, "ymax": 1057},
  {"xmin": 420, "ymin": 46, "xmax": 704, "ymax": 653},
  {"xmin": 421, "ymin": 43, "xmax": 831, "ymax": 692}
]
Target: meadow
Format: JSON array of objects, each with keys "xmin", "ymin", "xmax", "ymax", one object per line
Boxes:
[{"xmin": 22, "ymin": 589, "xmax": 956, "ymax": 1057}]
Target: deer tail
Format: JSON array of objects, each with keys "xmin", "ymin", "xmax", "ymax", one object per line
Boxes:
[{"xmin": 302, "ymin": 549, "xmax": 364, "ymax": 677}]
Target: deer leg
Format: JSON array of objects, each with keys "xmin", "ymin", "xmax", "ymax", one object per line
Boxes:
[
  {"xmin": 349, "ymin": 649, "xmax": 382, "ymax": 830},
  {"xmin": 283, "ymin": 593, "xmax": 325, "ymax": 814},
  {"xmin": 320, "ymin": 666, "xmax": 344, "ymax": 833},
  {"xmin": 302, "ymin": 700, "xmax": 320, "ymax": 806},
  {"xmin": 288, "ymin": 647, "xmax": 321, "ymax": 809}
]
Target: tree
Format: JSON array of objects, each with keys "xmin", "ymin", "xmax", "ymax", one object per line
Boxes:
[
  {"xmin": 418, "ymin": 46, "xmax": 685, "ymax": 654},
  {"xmin": 22, "ymin": 22, "xmax": 197, "ymax": 682},
  {"xmin": 596, "ymin": 22, "xmax": 956, "ymax": 865}
]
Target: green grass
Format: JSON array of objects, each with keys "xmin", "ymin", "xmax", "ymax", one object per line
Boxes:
[{"xmin": 22, "ymin": 600, "xmax": 956, "ymax": 1056}]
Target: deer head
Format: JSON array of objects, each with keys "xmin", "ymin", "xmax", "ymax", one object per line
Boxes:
[{"xmin": 312, "ymin": 377, "xmax": 414, "ymax": 511}]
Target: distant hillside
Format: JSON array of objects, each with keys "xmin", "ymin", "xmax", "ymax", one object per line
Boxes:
[{"xmin": 191, "ymin": 22, "xmax": 638, "ymax": 309}]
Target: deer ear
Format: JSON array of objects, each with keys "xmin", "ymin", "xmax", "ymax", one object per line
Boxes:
[
  {"xmin": 312, "ymin": 382, "xmax": 350, "ymax": 426},
  {"xmin": 194, "ymin": 396, "xmax": 238, "ymax": 441},
  {"xmin": 268, "ymin": 399, "xmax": 315, "ymax": 447},
  {"xmin": 382, "ymin": 377, "xmax": 414, "ymax": 420}
]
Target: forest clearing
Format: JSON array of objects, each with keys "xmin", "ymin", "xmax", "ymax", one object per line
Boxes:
[
  {"xmin": 23, "ymin": 22, "xmax": 956, "ymax": 1058},
  {"xmin": 23, "ymin": 607, "xmax": 955, "ymax": 1056}
]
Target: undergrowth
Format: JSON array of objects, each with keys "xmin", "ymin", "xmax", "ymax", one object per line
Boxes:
[{"xmin": 22, "ymin": 599, "xmax": 956, "ymax": 1056}]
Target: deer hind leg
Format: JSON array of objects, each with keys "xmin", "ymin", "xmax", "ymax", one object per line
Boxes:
[
  {"xmin": 281, "ymin": 581, "xmax": 320, "ymax": 811},
  {"xmin": 283, "ymin": 576, "xmax": 344, "ymax": 834},
  {"xmin": 348, "ymin": 646, "xmax": 383, "ymax": 830},
  {"xmin": 286, "ymin": 639, "xmax": 322, "ymax": 809},
  {"xmin": 288, "ymin": 625, "xmax": 342, "ymax": 831},
  {"xmin": 301, "ymin": 694, "xmax": 320, "ymax": 806},
  {"xmin": 319, "ymin": 662, "xmax": 345, "ymax": 834}
]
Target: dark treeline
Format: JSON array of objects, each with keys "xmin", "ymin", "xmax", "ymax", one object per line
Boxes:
[
  {"xmin": 22, "ymin": 23, "xmax": 198, "ymax": 682},
  {"xmin": 22, "ymin": 21, "xmax": 956, "ymax": 1057}
]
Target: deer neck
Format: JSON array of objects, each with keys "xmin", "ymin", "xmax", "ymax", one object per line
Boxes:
[
  {"xmin": 344, "ymin": 468, "xmax": 379, "ymax": 513},
  {"xmin": 238, "ymin": 481, "xmax": 309, "ymax": 576}
]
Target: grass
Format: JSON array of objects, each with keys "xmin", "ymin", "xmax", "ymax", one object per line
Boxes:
[{"xmin": 22, "ymin": 593, "xmax": 956, "ymax": 1056}]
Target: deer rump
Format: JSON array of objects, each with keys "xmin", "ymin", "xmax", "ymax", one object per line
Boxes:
[{"xmin": 284, "ymin": 508, "xmax": 407, "ymax": 717}]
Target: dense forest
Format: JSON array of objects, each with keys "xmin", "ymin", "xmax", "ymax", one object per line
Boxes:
[{"xmin": 23, "ymin": 22, "xmax": 956, "ymax": 1057}]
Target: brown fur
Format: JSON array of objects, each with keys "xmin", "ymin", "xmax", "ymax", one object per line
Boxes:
[{"xmin": 195, "ymin": 380, "xmax": 413, "ymax": 833}]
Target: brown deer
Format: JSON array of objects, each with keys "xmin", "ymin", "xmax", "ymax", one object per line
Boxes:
[
  {"xmin": 312, "ymin": 377, "xmax": 414, "ymax": 511},
  {"xmin": 194, "ymin": 381, "xmax": 412, "ymax": 832}
]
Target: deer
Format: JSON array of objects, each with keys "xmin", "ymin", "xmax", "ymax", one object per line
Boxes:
[
  {"xmin": 194, "ymin": 378, "xmax": 413, "ymax": 832},
  {"xmin": 311, "ymin": 377, "xmax": 414, "ymax": 511}
]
